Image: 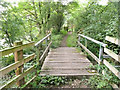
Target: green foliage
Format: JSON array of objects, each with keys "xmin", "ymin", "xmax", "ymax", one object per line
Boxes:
[
  {"xmin": 87, "ymin": 75, "xmax": 112, "ymax": 89},
  {"xmin": 0, "ymin": 1, "xmax": 119, "ymax": 89},
  {"xmin": 0, "ymin": 55, "xmax": 15, "ymax": 76},
  {"xmin": 69, "ymin": 2, "xmax": 120, "ymax": 88},
  {"xmin": 23, "ymin": 47, "xmax": 35, "ymax": 55},
  {"xmin": 30, "ymin": 75, "xmax": 67, "ymax": 88},
  {"xmin": 1, "ymin": 8, "xmax": 24, "ymax": 46},
  {"xmin": 1, "ymin": 55, "xmax": 14, "ymax": 67},
  {"xmin": 51, "ymin": 30, "xmax": 68, "ymax": 48},
  {"xmin": 67, "ymin": 32, "xmax": 77, "ymax": 47},
  {"xmin": 70, "ymin": 1, "xmax": 119, "ymax": 54},
  {"xmin": 0, "ymin": 1, "xmax": 67, "ymax": 48},
  {"xmin": 87, "ymin": 64, "xmax": 120, "ymax": 89},
  {"xmin": 60, "ymin": 30, "xmax": 67, "ymax": 35},
  {"xmin": 50, "ymin": 6, "xmax": 65, "ymax": 33},
  {"xmin": 52, "ymin": 29, "xmax": 59, "ymax": 35},
  {"xmin": 51, "ymin": 34, "xmax": 63, "ymax": 48}
]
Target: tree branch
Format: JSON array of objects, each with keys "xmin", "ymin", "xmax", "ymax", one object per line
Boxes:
[{"xmin": 24, "ymin": 8, "xmax": 36, "ymax": 17}]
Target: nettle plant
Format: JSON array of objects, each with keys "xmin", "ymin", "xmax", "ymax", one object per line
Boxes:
[
  {"xmin": 88, "ymin": 64, "xmax": 120, "ymax": 89},
  {"xmin": 30, "ymin": 75, "xmax": 68, "ymax": 88}
]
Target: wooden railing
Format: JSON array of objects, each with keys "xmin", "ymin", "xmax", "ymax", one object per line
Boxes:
[
  {"xmin": 103, "ymin": 36, "xmax": 120, "ymax": 79},
  {"xmin": 0, "ymin": 33, "xmax": 52, "ymax": 89},
  {"xmin": 78, "ymin": 34, "xmax": 120, "ymax": 79},
  {"xmin": 78, "ymin": 34, "xmax": 107, "ymax": 64}
]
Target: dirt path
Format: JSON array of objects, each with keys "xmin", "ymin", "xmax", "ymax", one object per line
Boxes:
[{"xmin": 60, "ymin": 32, "xmax": 72, "ymax": 47}]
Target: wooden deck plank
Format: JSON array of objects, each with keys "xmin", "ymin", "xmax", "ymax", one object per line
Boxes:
[{"xmin": 40, "ymin": 47, "xmax": 96, "ymax": 77}]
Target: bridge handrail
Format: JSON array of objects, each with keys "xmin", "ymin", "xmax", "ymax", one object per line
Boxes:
[
  {"xmin": 103, "ymin": 36, "xmax": 120, "ymax": 79},
  {"xmin": 78, "ymin": 34, "xmax": 120, "ymax": 80},
  {"xmin": 105, "ymin": 36, "xmax": 120, "ymax": 46},
  {"xmin": 78, "ymin": 34, "xmax": 107, "ymax": 63},
  {"xmin": 78, "ymin": 34, "xmax": 107, "ymax": 47},
  {"xmin": 0, "ymin": 42, "xmax": 35, "ymax": 57},
  {"xmin": 0, "ymin": 54, "xmax": 35, "ymax": 77},
  {"xmin": 35, "ymin": 33, "xmax": 51, "ymax": 46},
  {"xmin": 0, "ymin": 33, "xmax": 52, "ymax": 89},
  {"xmin": 78, "ymin": 41, "xmax": 101, "ymax": 64}
]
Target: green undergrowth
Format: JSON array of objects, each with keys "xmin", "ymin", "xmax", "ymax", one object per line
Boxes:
[
  {"xmin": 60, "ymin": 29, "xmax": 68, "ymax": 35},
  {"xmin": 66, "ymin": 32, "xmax": 77, "ymax": 47},
  {"xmin": 83, "ymin": 64, "xmax": 120, "ymax": 89},
  {"xmin": 75, "ymin": 47, "xmax": 82, "ymax": 53},
  {"xmin": 51, "ymin": 30, "xmax": 67, "ymax": 48},
  {"xmin": 1, "ymin": 55, "xmax": 14, "ymax": 67},
  {"xmin": 29, "ymin": 75, "xmax": 69, "ymax": 88},
  {"xmin": 51, "ymin": 34, "xmax": 63, "ymax": 48},
  {"xmin": 86, "ymin": 73, "xmax": 120, "ymax": 89}
]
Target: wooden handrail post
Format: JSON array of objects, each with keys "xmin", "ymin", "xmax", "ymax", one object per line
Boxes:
[
  {"xmin": 84, "ymin": 38, "xmax": 87, "ymax": 55},
  {"xmin": 36, "ymin": 43, "xmax": 42, "ymax": 62},
  {"xmin": 78, "ymin": 36, "xmax": 80, "ymax": 41},
  {"xmin": 46, "ymin": 38, "xmax": 48, "ymax": 47},
  {"xmin": 99, "ymin": 44, "xmax": 103, "ymax": 61},
  {"xmin": 98, "ymin": 44, "xmax": 103, "ymax": 72},
  {"xmin": 48, "ymin": 35, "xmax": 51, "ymax": 52},
  {"xmin": 50, "ymin": 33, "xmax": 51, "ymax": 40},
  {"xmin": 85, "ymin": 38, "xmax": 87, "ymax": 47},
  {"xmin": 14, "ymin": 41, "xmax": 25, "ymax": 87}
]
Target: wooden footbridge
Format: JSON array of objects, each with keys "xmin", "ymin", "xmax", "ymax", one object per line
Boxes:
[
  {"xmin": 40, "ymin": 47, "xmax": 94, "ymax": 76},
  {"xmin": 0, "ymin": 33, "xmax": 120, "ymax": 89}
]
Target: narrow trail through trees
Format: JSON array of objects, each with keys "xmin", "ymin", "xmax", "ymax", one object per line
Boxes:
[{"xmin": 60, "ymin": 31, "xmax": 72, "ymax": 47}]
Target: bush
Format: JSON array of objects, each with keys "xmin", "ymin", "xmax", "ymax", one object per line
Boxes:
[
  {"xmin": 0, "ymin": 55, "xmax": 15, "ymax": 76},
  {"xmin": 87, "ymin": 75, "xmax": 112, "ymax": 89},
  {"xmin": 30, "ymin": 75, "xmax": 67, "ymax": 88},
  {"xmin": 51, "ymin": 34, "xmax": 63, "ymax": 48},
  {"xmin": 60, "ymin": 30, "xmax": 67, "ymax": 35},
  {"xmin": 87, "ymin": 64, "xmax": 120, "ymax": 89},
  {"xmin": 52, "ymin": 29, "xmax": 59, "ymax": 35},
  {"xmin": 1, "ymin": 55, "xmax": 14, "ymax": 67},
  {"xmin": 66, "ymin": 33, "xmax": 77, "ymax": 47}
]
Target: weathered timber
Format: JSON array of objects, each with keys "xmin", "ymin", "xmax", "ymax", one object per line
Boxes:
[
  {"xmin": 104, "ymin": 48, "xmax": 120, "ymax": 62},
  {"xmin": 21, "ymin": 75, "xmax": 37, "ymax": 88},
  {"xmin": 0, "ymin": 33, "xmax": 52, "ymax": 89},
  {"xmin": 40, "ymin": 47, "xmax": 96, "ymax": 76},
  {"xmin": 14, "ymin": 41, "xmax": 25, "ymax": 86},
  {"xmin": 0, "ymin": 42, "xmax": 34, "ymax": 56},
  {"xmin": 105, "ymin": 36, "xmax": 120, "ymax": 46},
  {"xmin": 78, "ymin": 34, "xmax": 107, "ymax": 47},
  {"xmin": 103, "ymin": 60, "xmax": 120, "ymax": 79},
  {"xmin": 78, "ymin": 41, "xmax": 101, "ymax": 64},
  {"xmin": 0, "ymin": 65, "xmax": 35, "ymax": 89},
  {"xmin": 0, "ymin": 54, "xmax": 35, "ymax": 77},
  {"xmin": 35, "ymin": 33, "xmax": 51, "ymax": 46},
  {"xmin": 39, "ymin": 41, "xmax": 52, "ymax": 64}
]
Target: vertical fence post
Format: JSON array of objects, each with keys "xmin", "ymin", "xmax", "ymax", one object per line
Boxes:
[
  {"xmin": 45, "ymin": 38, "xmax": 48, "ymax": 57},
  {"xmin": 50, "ymin": 34, "xmax": 51, "ymax": 40},
  {"xmin": 98, "ymin": 44, "xmax": 103, "ymax": 72},
  {"xmin": 48, "ymin": 34, "xmax": 51, "ymax": 52},
  {"xmin": 84, "ymin": 38, "xmax": 87, "ymax": 55},
  {"xmin": 39, "ymin": 43, "xmax": 43, "ymax": 59},
  {"xmin": 85, "ymin": 38, "xmax": 87, "ymax": 48},
  {"xmin": 36, "ymin": 45, "xmax": 40, "ymax": 63},
  {"xmin": 46, "ymin": 38, "xmax": 48, "ymax": 47},
  {"xmin": 99, "ymin": 44, "xmax": 103, "ymax": 61},
  {"xmin": 78, "ymin": 35, "xmax": 80, "ymax": 41},
  {"xmin": 14, "ymin": 41, "xmax": 25, "ymax": 87}
]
